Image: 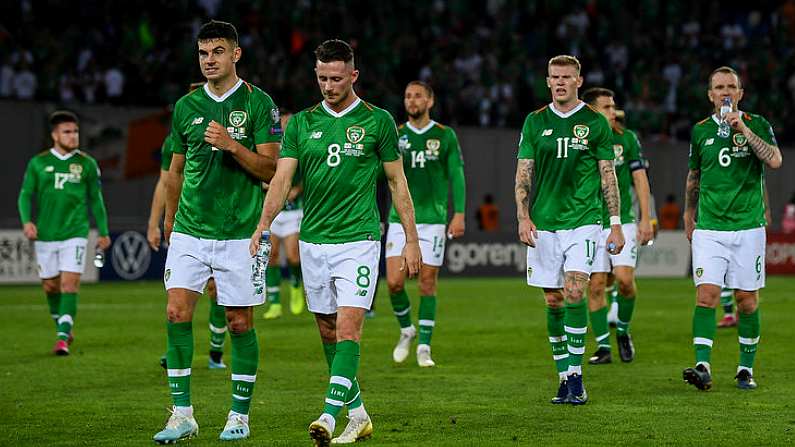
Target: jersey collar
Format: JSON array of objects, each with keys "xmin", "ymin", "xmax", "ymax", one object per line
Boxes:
[
  {"xmin": 321, "ymin": 96, "xmax": 361, "ymax": 118},
  {"xmin": 548, "ymin": 101, "xmax": 585, "ymax": 118},
  {"xmin": 203, "ymin": 78, "xmax": 243, "ymax": 103},
  {"xmin": 711, "ymin": 110, "xmax": 745, "ymax": 126},
  {"xmin": 50, "ymin": 148, "xmax": 77, "ymax": 160},
  {"xmin": 406, "ymin": 120, "xmax": 436, "ymax": 135}
]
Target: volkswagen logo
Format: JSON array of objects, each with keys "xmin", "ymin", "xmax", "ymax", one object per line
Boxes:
[{"xmin": 111, "ymin": 231, "xmax": 151, "ymax": 280}]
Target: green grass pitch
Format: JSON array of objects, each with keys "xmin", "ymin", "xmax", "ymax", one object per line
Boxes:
[{"xmin": 2, "ymin": 277, "xmax": 794, "ymax": 446}]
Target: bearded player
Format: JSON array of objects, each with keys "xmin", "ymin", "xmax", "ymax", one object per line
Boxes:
[
  {"xmin": 386, "ymin": 81, "xmax": 466, "ymax": 367},
  {"xmin": 514, "ymin": 55, "xmax": 624, "ymax": 405},
  {"xmin": 683, "ymin": 66, "xmax": 782, "ymax": 391}
]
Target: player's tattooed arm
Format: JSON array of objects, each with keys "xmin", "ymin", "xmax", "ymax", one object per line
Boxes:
[
  {"xmin": 683, "ymin": 169, "xmax": 700, "ymax": 241},
  {"xmin": 563, "ymin": 271, "xmax": 590, "ymax": 302},
  {"xmin": 514, "ymin": 159, "xmax": 538, "ymax": 246},
  {"xmin": 598, "ymin": 159, "xmax": 620, "ymax": 219},
  {"xmin": 744, "ymin": 130, "xmax": 782, "ymax": 169}
]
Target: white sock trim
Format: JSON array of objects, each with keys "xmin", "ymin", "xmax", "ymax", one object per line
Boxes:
[
  {"xmin": 738, "ymin": 336, "xmax": 760, "ymax": 345},
  {"xmin": 418, "ymin": 319, "xmax": 435, "ymax": 327},
  {"xmin": 57, "ymin": 314, "xmax": 74, "ymax": 325},
  {"xmin": 552, "ymin": 353, "xmax": 569, "ymax": 361},
  {"xmin": 548, "ymin": 335, "xmax": 567, "ymax": 343},
  {"xmin": 394, "ymin": 307, "xmax": 411, "ymax": 317},
  {"xmin": 231, "ymin": 373, "xmax": 257, "ymax": 383},
  {"xmin": 167, "ymin": 368, "xmax": 192, "ymax": 377},
  {"xmin": 209, "ymin": 324, "xmax": 227, "ymax": 334},
  {"xmin": 564, "ymin": 325, "xmax": 587, "ymax": 335},
  {"xmin": 324, "ymin": 398, "xmax": 344, "ymax": 407},
  {"xmin": 329, "ymin": 375, "xmax": 352, "ymax": 389},
  {"xmin": 595, "ymin": 333, "xmax": 610, "ymax": 342},
  {"xmin": 567, "ymin": 345, "xmax": 585, "ymax": 355},
  {"xmin": 693, "ymin": 337, "xmax": 713, "ymax": 347}
]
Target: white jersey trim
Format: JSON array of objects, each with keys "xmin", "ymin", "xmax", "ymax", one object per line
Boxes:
[
  {"xmin": 50, "ymin": 148, "xmax": 78, "ymax": 160},
  {"xmin": 711, "ymin": 110, "xmax": 746, "ymax": 126},
  {"xmin": 322, "ymin": 96, "xmax": 361, "ymax": 118},
  {"xmin": 406, "ymin": 120, "xmax": 436, "ymax": 135},
  {"xmin": 548, "ymin": 101, "xmax": 586, "ymax": 119},
  {"xmin": 203, "ymin": 78, "xmax": 244, "ymax": 103}
]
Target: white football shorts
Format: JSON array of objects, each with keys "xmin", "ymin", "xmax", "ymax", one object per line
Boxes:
[
  {"xmin": 385, "ymin": 223, "xmax": 446, "ymax": 267},
  {"xmin": 526, "ymin": 225, "xmax": 601, "ymax": 288},
  {"xmin": 34, "ymin": 237, "xmax": 88, "ymax": 279},
  {"xmin": 592, "ymin": 223, "xmax": 638, "ymax": 273},
  {"xmin": 691, "ymin": 227, "xmax": 765, "ymax": 291}
]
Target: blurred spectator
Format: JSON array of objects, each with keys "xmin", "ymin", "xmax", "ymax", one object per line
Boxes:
[
  {"xmin": 0, "ymin": 56, "xmax": 13, "ymax": 97},
  {"xmin": 12, "ymin": 60, "xmax": 36, "ymax": 99},
  {"xmin": 782, "ymin": 194, "xmax": 795, "ymax": 234},
  {"xmin": 104, "ymin": 66, "xmax": 125, "ymax": 103},
  {"xmin": 660, "ymin": 194, "xmax": 681, "ymax": 230},
  {"xmin": 476, "ymin": 194, "xmax": 499, "ymax": 232}
]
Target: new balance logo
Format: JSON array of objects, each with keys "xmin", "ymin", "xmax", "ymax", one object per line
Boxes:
[
  {"xmin": 45, "ymin": 166, "xmax": 54, "ymax": 172},
  {"xmin": 705, "ymin": 138, "xmax": 714, "ymax": 145},
  {"xmin": 310, "ymin": 131, "xmax": 323, "ymax": 139},
  {"xmin": 192, "ymin": 117, "xmax": 205, "ymax": 125},
  {"xmin": 542, "ymin": 129, "xmax": 553, "ymax": 136}
]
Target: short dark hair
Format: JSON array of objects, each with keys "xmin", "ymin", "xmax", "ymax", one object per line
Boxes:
[
  {"xmin": 49, "ymin": 110, "xmax": 78, "ymax": 130},
  {"xmin": 407, "ymin": 80, "xmax": 434, "ymax": 98},
  {"xmin": 197, "ymin": 20, "xmax": 238, "ymax": 47},
  {"xmin": 582, "ymin": 87, "xmax": 614, "ymax": 105},
  {"xmin": 315, "ymin": 39, "xmax": 354, "ymax": 65},
  {"xmin": 709, "ymin": 66, "xmax": 741, "ymax": 89}
]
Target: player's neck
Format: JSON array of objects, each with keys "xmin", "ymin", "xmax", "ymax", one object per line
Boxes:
[
  {"xmin": 408, "ymin": 114, "xmax": 431, "ymax": 130},
  {"xmin": 52, "ymin": 145, "xmax": 75, "ymax": 156},
  {"xmin": 325, "ymin": 91, "xmax": 358, "ymax": 114},
  {"xmin": 552, "ymin": 98, "xmax": 582, "ymax": 114},
  {"xmin": 206, "ymin": 74, "xmax": 240, "ymax": 98}
]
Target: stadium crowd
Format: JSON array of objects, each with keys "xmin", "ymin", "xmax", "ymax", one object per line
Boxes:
[{"xmin": 2, "ymin": 0, "xmax": 795, "ymax": 142}]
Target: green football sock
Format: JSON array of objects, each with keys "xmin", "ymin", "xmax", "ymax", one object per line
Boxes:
[
  {"xmin": 323, "ymin": 342, "xmax": 362, "ymax": 410},
  {"xmin": 546, "ymin": 306, "xmax": 568, "ymax": 380},
  {"xmin": 589, "ymin": 306, "xmax": 611, "ymax": 350},
  {"xmin": 720, "ymin": 288, "xmax": 734, "ymax": 314},
  {"xmin": 616, "ymin": 294, "xmax": 636, "ymax": 335},
  {"xmin": 230, "ymin": 328, "xmax": 258, "ymax": 414},
  {"xmin": 266, "ymin": 266, "xmax": 281, "ymax": 305},
  {"xmin": 289, "ymin": 263, "xmax": 302, "ymax": 288},
  {"xmin": 693, "ymin": 305, "xmax": 716, "ymax": 366},
  {"xmin": 56, "ymin": 292, "xmax": 78, "ymax": 341},
  {"xmin": 564, "ymin": 300, "xmax": 588, "ymax": 375},
  {"xmin": 166, "ymin": 321, "xmax": 194, "ymax": 407},
  {"xmin": 390, "ymin": 289, "xmax": 412, "ymax": 329},
  {"xmin": 418, "ymin": 295, "xmax": 436, "ymax": 345},
  {"xmin": 208, "ymin": 299, "xmax": 227, "ymax": 354},
  {"xmin": 738, "ymin": 308, "xmax": 760, "ymax": 372},
  {"xmin": 46, "ymin": 292, "xmax": 61, "ymax": 329},
  {"xmin": 323, "ymin": 340, "xmax": 360, "ymax": 417}
]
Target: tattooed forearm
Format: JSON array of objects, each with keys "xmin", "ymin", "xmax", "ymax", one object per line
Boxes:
[
  {"xmin": 598, "ymin": 160, "xmax": 620, "ymax": 219},
  {"xmin": 563, "ymin": 271, "xmax": 589, "ymax": 302},
  {"xmin": 744, "ymin": 129, "xmax": 782, "ymax": 167},
  {"xmin": 515, "ymin": 159, "xmax": 535, "ymax": 220},
  {"xmin": 684, "ymin": 169, "xmax": 700, "ymax": 212}
]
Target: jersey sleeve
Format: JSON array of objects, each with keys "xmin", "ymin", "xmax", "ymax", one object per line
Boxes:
[
  {"xmin": 592, "ymin": 115, "xmax": 614, "ymax": 160},
  {"xmin": 252, "ymin": 90, "xmax": 282, "ymax": 145},
  {"xmin": 17, "ymin": 159, "xmax": 36, "ymax": 224},
  {"xmin": 170, "ymin": 103, "xmax": 188, "ymax": 155},
  {"xmin": 279, "ymin": 113, "xmax": 299, "ymax": 159},
  {"xmin": 376, "ymin": 111, "xmax": 400, "ymax": 162},
  {"xmin": 160, "ymin": 133, "xmax": 174, "ymax": 171},
  {"xmin": 624, "ymin": 130, "xmax": 644, "ymax": 172},
  {"xmin": 86, "ymin": 158, "xmax": 110, "ymax": 236},
  {"xmin": 751, "ymin": 115, "xmax": 778, "ymax": 146},
  {"xmin": 446, "ymin": 128, "xmax": 466, "ymax": 214},
  {"xmin": 517, "ymin": 114, "xmax": 534, "ymax": 159},
  {"xmin": 688, "ymin": 126, "xmax": 701, "ymax": 170}
]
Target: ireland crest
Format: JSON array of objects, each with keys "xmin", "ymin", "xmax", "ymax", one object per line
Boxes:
[
  {"xmin": 732, "ymin": 133, "xmax": 747, "ymax": 147},
  {"xmin": 425, "ymin": 139, "xmax": 441, "ymax": 157},
  {"xmin": 695, "ymin": 267, "xmax": 703, "ymax": 278},
  {"xmin": 573, "ymin": 124, "xmax": 590, "ymax": 139},
  {"xmin": 229, "ymin": 110, "xmax": 247, "ymax": 127},
  {"xmin": 346, "ymin": 126, "xmax": 366, "ymax": 144}
]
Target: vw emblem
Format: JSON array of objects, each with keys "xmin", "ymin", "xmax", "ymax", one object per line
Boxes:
[{"xmin": 111, "ymin": 231, "xmax": 151, "ymax": 280}]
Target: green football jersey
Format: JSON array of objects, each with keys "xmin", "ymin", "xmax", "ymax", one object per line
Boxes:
[
  {"xmin": 280, "ymin": 98, "xmax": 400, "ymax": 244},
  {"xmin": 161, "ymin": 132, "xmax": 175, "ymax": 171},
  {"xmin": 18, "ymin": 149, "xmax": 109, "ymax": 241},
  {"xmin": 600, "ymin": 127, "xmax": 644, "ymax": 227},
  {"xmin": 689, "ymin": 112, "xmax": 775, "ymax": 231},
  {"xmin": 517, "ymin": 102, "xmax": 614, "ymax": 230},
  {"xmin": 388, "ymin": 120, "xmax": 465, "ymax": 225},
  {"xmin": 170, "ymin": 79, "xmax": 281, "ymax": 240}
]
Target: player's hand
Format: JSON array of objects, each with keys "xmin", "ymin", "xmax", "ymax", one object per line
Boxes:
[
  {"xmin": 725, "ymin": 111, "xmax": 747, "ymax": 132},
  {"xmin": 204, "ymin": 120, "xmax": 236, "ymax": 152},
  {"xmin": 249, "ymin": 226, "xmax": 268, "ymax": 256},
  {"xmin": 164, "ymin": 219, "xmax": 174, "ymax": 245},
  {"xmin": 447, "ymin": 213, "xmax": 465, "ymax": 239},
  {"xmin": 606, "ymin": 225, "xmax": 625, "ymax": 254},
  {"xmin": 400, "ymin": 240, "xmax": 421, "ymax": 278},
  {"xmin": 637, "ymin": 218, "xmax": 653, "ymax": 246},
  {"xmin": 22, "ymin": 222, "xmax": 37, "ymax": 240},
  {"xmin": 683, "ymin": 211, "xmax": 696, "ymax": 242},
  {"xmin": 97, "ymin": 236, "xmax": 111, "ymax": 251},
  {"xmin": 147, "ymin": 224, "xmax": 162, "ymax": 251},
  {"xmin": 517, "ymin": 217, "xmax": 538, "ymax": 247}
]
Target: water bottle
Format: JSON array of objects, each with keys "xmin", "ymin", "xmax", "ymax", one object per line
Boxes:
[
  {"xmin": 717, "ymin": 97, "xmax": 732, "ymax": 138},
  {"xmin": 251, "ymin": 231, "xmax": 271, "ymax": 292},
  {"xmin": 93, "ymin": 248, "xmax": 105, "ymax": 268}
]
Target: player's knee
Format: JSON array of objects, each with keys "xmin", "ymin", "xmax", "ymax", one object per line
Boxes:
[
  {"xmin": 60, "ymin": 282, "xmax": 79, "ymax": 293},
  {"xmin": 166, "ymin": 304, "xmax": 191, "ymax": 323},
  {"xmin": 617, "ymin": 280, "xmax": 635, "ymax": 297},
  {"xmin": 42, "ymin": 280, "xmax": 60, "ymax": 295},
  {"xmin": 544, "ymin": 292, "xmax": 564, "ymax": 308},
  {"xmin": 226, "ymin": 316, "xmax": 251, "ymax": 334},
  {"xmin": 735, "ymin": 292, "xmax": 759, "ymax": 314},
  {"xmin": 387, "ymin": 278, "xmax": 404, "ymax": 295},
  {"xmin": 695, "ymin": 287, "xmax": 720, "ymax": 308},
  {"xmin": 418, "ymin": 278, "xmax": 437, "ymax": 296}
]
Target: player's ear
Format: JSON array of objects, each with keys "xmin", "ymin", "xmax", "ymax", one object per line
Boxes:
[
  {"xmin": 546, "ymin": 77, "xmax": 551, "ymax": 88},
  {"xmin": 233, "ymin": 46, "xmax": 241, "ymax": 63},
  {"xmin": 576, "ymin": 76, "xmax": 583, "ymax": 88},
  {"xmin": 428, "ymin": 95, "xmax": 435, "ymax": 109},
  {"xmin": 350, "ymin": 69, "xmax": 359, "ymax": 84},
  {"xmin": 737, "ymin": 88, "xmax": 744, "ymax": 103}
]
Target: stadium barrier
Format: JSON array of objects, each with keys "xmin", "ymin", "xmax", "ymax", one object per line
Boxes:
[{"xmin": 0, "ymin": 229, "xmax": 99, "ymax": 284}]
